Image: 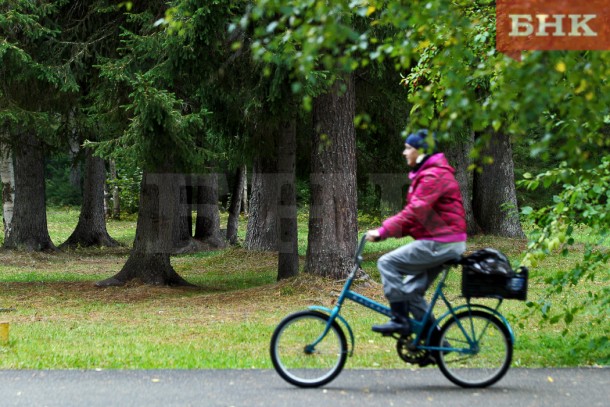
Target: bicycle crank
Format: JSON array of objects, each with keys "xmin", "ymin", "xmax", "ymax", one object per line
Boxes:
[{"xmin": 396, "ymin": 335, "xmax": 431, "ymax": 365}]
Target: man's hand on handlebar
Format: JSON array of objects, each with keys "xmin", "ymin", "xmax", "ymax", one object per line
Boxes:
[{"xmin": 365, "ymin": 230, "xmax": 381, "ymax": 242}]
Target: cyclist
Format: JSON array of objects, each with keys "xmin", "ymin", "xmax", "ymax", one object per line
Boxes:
[{"xmin": 366, "ymin": 129, "xmax": 467, "ymax": 336}]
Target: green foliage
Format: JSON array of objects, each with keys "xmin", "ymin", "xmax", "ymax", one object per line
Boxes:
[
  {"xmin": 244, "ymin": 0, "xmax": 610, "ymax": 162},
  {"xmin": 513, "ymin": 139, "xmax": 562, "ymax": 210},
  {"xmin": 0, "ymin": 0, "xmax": 89, "ymax": 144},
  {"xmin": 44, "ymin": 153, "xmax": 142, "ymax": 214},
  {"xmin": 107, "ymin": 164, "xmax": 142, "ymax": 215},
  {"xmin": 519, "ymin": 158, "xmax": 610, "ymax": 346},
  {"xmin": 90, "ymin": 3, "xmax": 215, "ymax": 172},
  {"xmin": 125, "ymin": 78, "xmax": 207, "ymax": 172},
  {"xmin": 295, "ymin": 178, "xmax": 310, "ymax": 206},
  {"xmin": 45, "ymin": 154, "xmax": 83, "ymax": 207}
]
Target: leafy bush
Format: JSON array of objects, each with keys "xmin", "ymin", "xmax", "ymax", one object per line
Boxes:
[{"xmin": 107, "ymin": 164, "xmax": 142, "ymax": 215}]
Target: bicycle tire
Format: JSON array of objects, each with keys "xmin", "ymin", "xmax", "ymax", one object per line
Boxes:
[
  {"xmin": 270, "ymin": 310, "xmax": 348, "ymax": 388},
  {"xmin": 435, "ymin": 310, "xmax": 513, "ymax": 388}
]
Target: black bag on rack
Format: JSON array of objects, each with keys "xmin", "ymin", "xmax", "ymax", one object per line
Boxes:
[{"xmin": 461, "ymin": 248, "xmax": 528, "ymax": 300}]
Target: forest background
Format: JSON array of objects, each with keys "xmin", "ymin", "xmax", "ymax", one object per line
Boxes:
[{"xmin": 0, "ymin": 0, "xmax": 608, "ymax": 367}]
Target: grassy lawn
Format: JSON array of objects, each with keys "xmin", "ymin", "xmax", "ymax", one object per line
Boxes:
[{"xmin": 0, "ymin": 208, "xmax": 607, "ymax": 369}]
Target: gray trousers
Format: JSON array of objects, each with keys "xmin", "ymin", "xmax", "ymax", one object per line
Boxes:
[{"xmin": 378, "ymin": 240, "xmax": 466, "ymax": 321}]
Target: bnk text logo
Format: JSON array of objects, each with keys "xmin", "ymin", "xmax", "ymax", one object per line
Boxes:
[{"xmin": 496, "ymin": 0, "xmax": 610, "ymax": 60}]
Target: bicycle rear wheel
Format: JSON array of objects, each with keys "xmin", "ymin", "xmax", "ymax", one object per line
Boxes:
[
  {"xmin": 436, "ymin": 310, "xmax": 512, "ymax": 388},
  {"xmin": 270, "ymin": 310, "xmax": 348, "ymax": 388}
]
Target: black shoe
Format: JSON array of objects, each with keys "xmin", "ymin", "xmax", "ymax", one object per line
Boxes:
[
  {"xmin": 372, "ymin": 302, "xmax": 411, "ymax": 335},
  {"xmin": 372, "ymin": 318, "xmax": 411, "ymax": 335}
]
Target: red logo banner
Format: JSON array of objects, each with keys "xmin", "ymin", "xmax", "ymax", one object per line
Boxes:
[{"xmin": 496, "ymin": 0, "xmax": 610, "ymax": 60}]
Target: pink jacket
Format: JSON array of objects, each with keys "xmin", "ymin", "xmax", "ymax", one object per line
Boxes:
[{"xmin": 377, "ymin": 153, "xmax": 467, "ymax": 242}]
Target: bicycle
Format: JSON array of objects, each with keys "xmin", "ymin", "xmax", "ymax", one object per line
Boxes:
[{"xmin": 270, "ymin": 234, "xmax": 528, "ymax": 388}]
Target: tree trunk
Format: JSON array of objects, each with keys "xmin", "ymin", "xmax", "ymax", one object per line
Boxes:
[
  {"xmin": 61, "ymin": 149, "xmax": 119, "ymax": 248},
  {"xmin": 241, "ymin": 166, "xmax": 248, "ymax": 215},
  {"xmin": 245, "ymin": 155, "xmax": 278, "ymax": 251},
  {"xmin": 104, "ymin": 167, "xmax": 112, "ymax": 219},
  {"xmin": 185, "ymin": 175, "xmax": 193, "ymax": 236},
  {"xmin": 173, "ymin": 174, "xmax": 190, "ymax": 247},
  {"xmin": 96, "ymin": 171, "xmax": 192, "ymax": 287},
  {"xmin": 444, "ymin": 130, "xmax": 481, "ymax": 235},
  {"xmin": 194, "ymin": 172, "xmax": 226, "ymax": 248},
  {"xmin": 306, "ymin": 75, "xmax": 358, "ymax": 279},
  {"xmin": 171, "ymin": 173, "xmax": 204, "ymax": 254},
  {"xmin": 226, "ymin": 165, "xmax": 245, "ymax": 245},
  {"xmin": 3, "ymin": 133, "xmax": 56, "ymax": 251},
  {"xmin": 277, "ymin": 118, "xmax": 299, "ymax": 280},
  {"xmin": 108, "ymin": 160, "xmax": 120, "ymax": 220},
  {"xmin": 68, "ymin": 130, "xmax": 82, "ymax": 193},
  {"xmin": 0, "ymin": 143, "xmax": 16, "ymax": 241},
  {"xmin": 473, "ymin": 131, "xmax": 525, "ymax": 238}
]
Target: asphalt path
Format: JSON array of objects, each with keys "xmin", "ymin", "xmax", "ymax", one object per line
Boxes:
[{"xmin": 0, "ymin": 368, "xmax": 607, "ymax": 407}]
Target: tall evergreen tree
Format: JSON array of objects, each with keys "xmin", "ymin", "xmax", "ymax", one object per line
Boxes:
[
  {"xmin": 93, "ymin": 1, "xmax": 238, "ymax": 285},
  {"xmin": 0, "ymin": 0, "xmax": 80, "ymax": 251}
]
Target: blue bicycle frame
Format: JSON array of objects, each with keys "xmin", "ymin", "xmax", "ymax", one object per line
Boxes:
[{"xmin": 308, "ymin": 235, "xmax": 515, "ymax": 357}]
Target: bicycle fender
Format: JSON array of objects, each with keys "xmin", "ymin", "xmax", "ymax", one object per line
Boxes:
[
  {"xmin": 435, "ymin": 304, "xmax": 516, "ymax": 344},
  {"xmin": 308, "ymin": 306, "xmax": 355, "ymax": 357}
]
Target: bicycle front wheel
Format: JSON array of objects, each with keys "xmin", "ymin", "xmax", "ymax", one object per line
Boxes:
[
  {"xmin": 270, "ymin": 310, "xmax": 348, "ymax": 388},
  {"xmin": 436, "ymin": 310, "xmax": 512, "ymax": 388}
]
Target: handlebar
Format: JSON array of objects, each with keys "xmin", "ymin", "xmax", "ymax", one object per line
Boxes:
[{"xmin": 355, "ymin": 234, "xmax": 368, "ymax": 259}]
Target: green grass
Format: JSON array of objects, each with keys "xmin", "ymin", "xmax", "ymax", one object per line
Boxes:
[{"xmin": 0, "ymin": 207, "xmax": 607, "ymax": 369}]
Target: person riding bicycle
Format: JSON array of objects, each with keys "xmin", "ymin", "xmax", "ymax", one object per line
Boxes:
[{"xmin": 366, "ymin": 129, "xmax": 467, "ymax": 336}]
